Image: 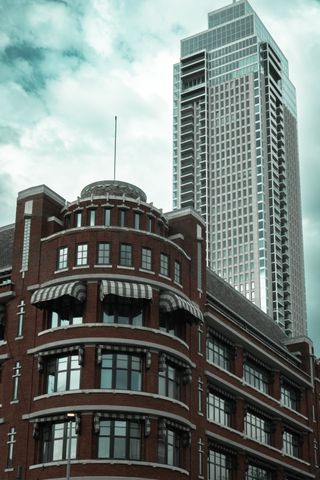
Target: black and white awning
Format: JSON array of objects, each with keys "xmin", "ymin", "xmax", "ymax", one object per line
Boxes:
[
  {"xmin": 100, "ymin": 280, "xmax": 153, "ymax": 301},
  {"xmin": 159, "ymin": 291, "xmax": 203, "ymax": 322},
  {"xmin": 31, "ymin": 281, "xmax": 86, "ymax": 307}
]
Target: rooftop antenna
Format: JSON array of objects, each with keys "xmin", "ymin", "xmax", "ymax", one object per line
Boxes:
[{"xmin": 113, "ymin": 115, "xmax": 117, "ymax": 180}]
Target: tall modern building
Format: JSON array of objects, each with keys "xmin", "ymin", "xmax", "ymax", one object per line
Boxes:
[{"xmin": 173, "ymin": 0, "xmax": 307, "ymax": 337}]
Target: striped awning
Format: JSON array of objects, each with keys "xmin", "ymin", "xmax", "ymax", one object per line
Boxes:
[
  {"xmin": 100, "ymin": 280, "xmax": 153, "ymax": 301},
  {"xmin": 31, "ymin": 281, "xmax": 86, "ymax": 307},
  {"xmin": 159, "ymin": 291, "xmax": 203, "ymax": 322}
]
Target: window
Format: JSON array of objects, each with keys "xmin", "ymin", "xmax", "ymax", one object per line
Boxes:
[
  {"xmin": 17, "ymin": 300, "xmax": 25, "ymax": 337},
  {"xmin": 159, "ymin": 312, "xmax": 183, "ymax": 339},
  {"xmin": 89, "ymin": 209, "xmax": 96, "ymax": 226},
  {"xmin": 48, "ymin": 304, "xmax": 83, "ymax": 328},
  {"xmin": 119, "ymin": 209, "xmax": 127, "ymax": 227},
  {"xmin": 101, "ymin": 297, "xmax": 144, "ymax": 326},
  {"xmin": 41, "ymin": 421, "xmax": 77, "ymax": 462},
  {"xmin": 12, "ymin": 361, "xmax": 21, "ymax": 401},
  {"xmin": 100, "ymin": 353, "xmax": 142, "ymax": 391},
  {"xmin": 57, "ymin": 247, "xmax": 68, "ymax": 270},
  {"xmin": 119, "ymin": 243, "xmax": 132, "ymax": 267},
  {"xmin": 281, "ymin": 383, "xmax": 299, "ymax": 411},
  {"xmin": 76, "ymin": 244, "xmax": 88, "ymax": 266},
  {"xmin": 207, "ymin": 390, "xmax": 232, "ymax": 426},
  {"xmin": 283, "ymin": 429, "xmax": 300, "ymax": 457},
  {"xmin": 246, "ymin": 464, "xmax": 273, "ymax": 480},
  {"xmin": 6, "ymin": 427, "xmax": 16, "ymax": 468},
  {"xmin": 208, "ymin": 448, "xmax": 232, "ymax": 480},
  {"xmin": 98, "ymin": 419, "xmax": 141, "ymax": 460},
  {"xmin": 244, "ymin": 360, "xmax": 270, "ymax": 394},
  {"xmin": 46, "ymin": 354, "xmax": 80, "ymax": 393},
  {"xmin": 160, "ymin": 253, "xmax": 169, "ymax": 276},
  {"xmin": 141, "ymin": 247, "xmax": 152, "ymax": 271},
  {"xmin": 174, "ymin": 260, "xmax": 181, "ymax": 284},
  {"xmin": 159, "ymin": 362, "xmax": 181, "ymax": 400},
  {"xmin": 158, "ymin": 426, "xmax": 181, "ymax": 467},
  {"xmin": 75, "ymin": 211, "xmax": 82, "ymax": 227},
  {"xmin": 147, "ymin": 216, "xmax": 153, "ymax": 232},
  {"xmin": 206, "ymin": 334, "xmax": 232, "ymax": 371},
  {"xmin": 97, "ymin": 242, "xmax": 111, "ymax": 265},
  {"xmin": 245, "ymin": 411, "xmax": 271, "ymax": 445},
  {"xmin": 104, "ymin": 208, "xmax": 111, "ymax": 226},
  {"xmin": 134, "ymin": 212, "xmax": 141, "ymax": 229}
]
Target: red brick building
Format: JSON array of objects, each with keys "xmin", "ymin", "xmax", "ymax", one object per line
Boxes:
[{"xmin": 0, "ymin": 180, "xmax": 318, "ymax": 480}]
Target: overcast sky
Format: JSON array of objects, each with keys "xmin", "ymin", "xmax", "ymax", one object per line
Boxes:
[{"xmin": 0, "ymin": 0, "xmax": 319, "ymax": 354}]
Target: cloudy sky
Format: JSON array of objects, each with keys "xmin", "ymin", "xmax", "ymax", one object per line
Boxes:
[{"xmin": 0, "ymin": 0, "xmax": 319, "ymax": 353}]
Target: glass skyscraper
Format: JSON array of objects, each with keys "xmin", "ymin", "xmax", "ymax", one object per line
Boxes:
[{"xmin": 173, "ymin": 0, "xmax": 307, "ymax": 337}]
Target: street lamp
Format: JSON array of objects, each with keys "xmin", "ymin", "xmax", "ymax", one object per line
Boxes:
[{"xmin": 66, "ymin": 413, "xmax": 75, "ymax": 480}]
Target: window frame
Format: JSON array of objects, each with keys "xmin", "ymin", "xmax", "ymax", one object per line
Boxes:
[
  {"xmin": 281, "ymin": 382, "xmax": 299, "ymax": 411},
  {"xmin": 119, "ymin": 209, "xmax": 127, "ymax": 227},
  {"xmin": 75, "ymin": 243, "xmax": 88, "ymax": 266},
  {"xmin": 206, "ymin": 334, "xmax": 232, "ymax": 371},
  {"xmin": 207, "ymin": 390, "xmax": 232, "ymax": 427},
  {"xmin": 245, "ymin": 410, "xmax": 271, "ymax": 445},
  {"xmin": 46, "ymin": 354, "xmax": 81, "ymax": 394},
  {"xmin": 208, "ymin": 448, "xmax": 232, "ymax": 480},
  {"xmin": 283, "ymin": 429, "xmax": 300, "ymax": 458},
  {"xmin": 158, "ymin": 362, "xmax": 181, "ymax": 400},
  {"xmin": 41, "ymin": 421, "xmax": 77, "ymax": 463},
  {"xmin": 98, "ymin": 419, "xmax": 142, "ymax": 460},
  {"xmin": 141, "ymin": 247, "xmax": 152, "ymax": 271},
  {"xmin": 158, "ymin": 426, "xmax": 181, "ymax": 467},
  {"xmin": 100, "ymin": 352, "xmax": 142, "ymax": 391},
  {"xmin": 174, "ymin": 260, "xmax": 181, "ymax": 284},
  {"xmin": 96, "ymin": 242, "xmax": 111, "ymax": 265},
  {"xmin": 243, "ymin": 360, "xmax": 270, "ymax": 394},
  {"xmin": 104, "ymin": 208, "xmax": 111, "ymax": 226},
  {"xmin": 57, "ymin": 246, "xmax": 68, "ymax": 270},
  {"xmin": 88, "ymin": 208, "xmax": 96, "ymax": 226},
  {"xmin": 75, "ymin": 211, "xmax": 82, "ymax": 227},
  {"xmin": 119, "ymin": 243, "xmax": 133, "ymax": 267},
  {"xmin": 134, "ymin": 212, "xmax": 141, "ymax": 229},
  {"xmin": 160, "ymin": 253, "xmax": 169, "ymax": 277}
]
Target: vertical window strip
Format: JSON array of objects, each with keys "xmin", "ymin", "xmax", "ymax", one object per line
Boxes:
[
  {"xmin": 6, "ymin": 427, "xmax": 16, "ymax": 468},
  {"xmin": 16, "ymin": 301, "xmax": 25, "ymax": 337},
  {"xmin": 21, "ymin": 218, "xmax": 31, "ymax": 271},
  {"xmin": 12, "ymin": 361, "xmax": 21, "ymax": 401}
]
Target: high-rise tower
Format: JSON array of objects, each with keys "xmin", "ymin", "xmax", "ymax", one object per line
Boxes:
[{"xmin": 173, "ymin": 0, "xmax": 307, "ymax": 337}]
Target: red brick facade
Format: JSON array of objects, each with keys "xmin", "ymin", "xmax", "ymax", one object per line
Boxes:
[{"xmin": 0, "ymin": 181, "xmax": 318, "ymax": 480}]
